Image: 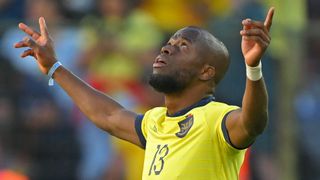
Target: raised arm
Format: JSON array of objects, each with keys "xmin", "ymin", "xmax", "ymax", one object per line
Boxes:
[
  {"xmin": 14, "ymin": 17, "xmax": 142, "ymax": 147},
  {"xmin": 225, "ymin": 7, "xmax": 275, "ymax": 149}
]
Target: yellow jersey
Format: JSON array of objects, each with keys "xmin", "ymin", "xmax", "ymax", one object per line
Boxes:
[{"xmin": 135, "ymin": 96, "xmax": 246, "ymax": 180}]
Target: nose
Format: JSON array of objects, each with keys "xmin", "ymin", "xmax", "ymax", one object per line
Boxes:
[{"xmin": 161, "ymin": 45, "xmax": 172, "ymax": 55}]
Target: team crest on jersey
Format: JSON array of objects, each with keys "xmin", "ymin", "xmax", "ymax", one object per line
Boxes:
[{"xmin": 175, "ymin": 114, "xmax": 194, "ymax": 138}]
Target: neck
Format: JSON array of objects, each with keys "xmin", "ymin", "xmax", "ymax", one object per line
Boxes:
[{"xmin": 164, "ymin": 87, "xmax": 212, "ymax": 116}]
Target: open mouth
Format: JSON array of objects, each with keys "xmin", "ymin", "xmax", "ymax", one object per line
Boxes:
[{"xmin": 153, "ymin": 56, "xmax": 167, "ymax": 68}]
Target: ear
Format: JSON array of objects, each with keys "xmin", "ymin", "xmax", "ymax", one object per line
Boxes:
[{"xmin": 199, "ymin": 64, "xmax": 215, "ymax": 81}]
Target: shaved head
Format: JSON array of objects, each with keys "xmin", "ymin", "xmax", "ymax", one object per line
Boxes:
[
  {"xmin": 175, "ymin": 26, "xmax": 230, "ymax": 85},
  {"xmin": 149, "ymin": 26, "xmax": 230, "ymax": 95}
]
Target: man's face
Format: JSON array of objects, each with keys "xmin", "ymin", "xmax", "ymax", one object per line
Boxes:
[{"xmin": 149, "ymin": 27, "xmax": 204, "ymax": 94}]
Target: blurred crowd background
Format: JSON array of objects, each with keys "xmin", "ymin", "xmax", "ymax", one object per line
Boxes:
[{"xmin": 0, "ymin": 0, "xmax": 318, "ymax": 180}]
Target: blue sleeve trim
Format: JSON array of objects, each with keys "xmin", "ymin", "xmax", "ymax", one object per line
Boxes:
[
  {"xmin": 135, "ymin": 114, "xmax": 146, "ymax": 149},
  {"xmin": 221, "ymin": 110, "xmax": 250, "ymax": 150}
]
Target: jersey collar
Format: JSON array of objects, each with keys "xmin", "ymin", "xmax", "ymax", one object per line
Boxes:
[{"xmin": 166, "ymin": 95, "xmax": 215, "ymax": 117}]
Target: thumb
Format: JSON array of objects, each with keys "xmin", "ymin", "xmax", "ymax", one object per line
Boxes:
[{"xmin": 39, "ymin": 17, "xmax": 50, "ymax": 39}]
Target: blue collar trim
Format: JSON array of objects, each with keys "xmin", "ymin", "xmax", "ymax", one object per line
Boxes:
[{"xmin": 166, "ymin": 96, "xmax": 215, "ymax": 117}]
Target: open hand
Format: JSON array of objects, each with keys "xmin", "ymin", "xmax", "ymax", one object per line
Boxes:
[
  {"xmin": 240, "ymin": 7, "xmax": 275, "ymax": 67},
  {"xmin": 14, "ymin": 17, "xmax": 57, "ymax": 74}
]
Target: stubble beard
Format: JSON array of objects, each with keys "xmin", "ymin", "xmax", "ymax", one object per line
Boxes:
[{"xmin": 148, "ymin": 69, "xmax": 195, "ymax": 94}]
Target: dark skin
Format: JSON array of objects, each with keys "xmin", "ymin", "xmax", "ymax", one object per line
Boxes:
[{"xmin": 14, "ymin": 7, "xmax": 274, "ymax": 149}]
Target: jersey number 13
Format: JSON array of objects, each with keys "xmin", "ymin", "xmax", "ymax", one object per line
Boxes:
[{"xmin": 148, "ymin": 144, "xmax": 169, "ymax": 176}]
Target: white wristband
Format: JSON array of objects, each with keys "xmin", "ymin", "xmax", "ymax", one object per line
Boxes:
[
  {"xmin": 246, "ymin": 61, "xmax": 262, "ymax": 81},
  {"xmin": 47, "ymin": 61, "xmax": 62, "ymax": 86}
]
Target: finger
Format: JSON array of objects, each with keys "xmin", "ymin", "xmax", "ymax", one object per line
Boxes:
[
  {"xmin": 242, "ymin": 19, "xmax": 265, "ymax": 29},
  {"xmin": 14, "ymin": 41, "xmax": 29, "ymax": 48},
  {"xmin": 22, "ymin": 37, "xmax": 37, "ymax": 48},
  {"xmin": 39, "ymin": 17, "xmax": 49, "ymax": 39},
  {"xmin": 242, "ymin": 19, "xmax": 252, "ymax": 30},
  {"xmin": 264, "ymin": 7, "xmax": 275, "ymax": 31},
  {"xmin": 21, "ymin": 49, "xmax": 35, "ymax": 58},
  {"xmin": 18, "ymin": 23, "xmax": 41, "ymax": 40},
  {"xmin": 240, "ymin": 29, "xmax": 271, "ymax": 43},
  {"xmin": 242, "ymin": 19, "xmax": 268, "ymax": 34},
  {"xmin": 242, "ymin": 19, "xmax": 264, "ymax": 29},
  {"xmin": 243, "ymin": 36, "xmax": 269, "ymax": 47}
]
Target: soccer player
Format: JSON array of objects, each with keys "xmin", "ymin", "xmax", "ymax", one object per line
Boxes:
[{"xmin": 14, "ymin": 7, "xmax": 274, "ymax": 180}]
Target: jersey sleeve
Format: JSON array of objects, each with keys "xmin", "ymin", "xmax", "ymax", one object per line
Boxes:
[
  {"xmin": 216, "ymin": 106, "xmax": 245, "ymax": 153},
  {"xmin": 135, "ymin": 114, "xmax": 147, "ymax": 149}
]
